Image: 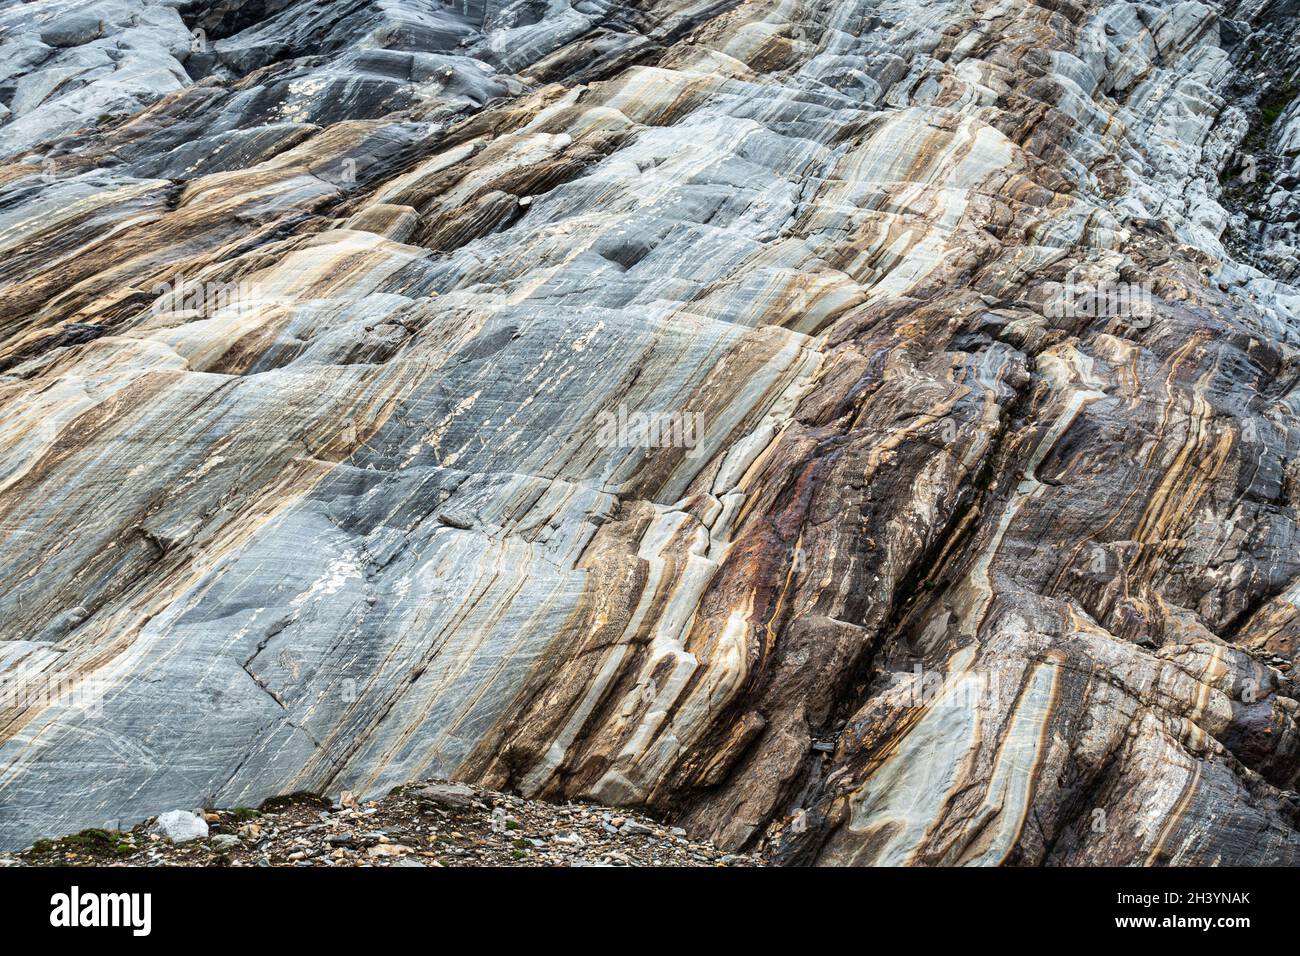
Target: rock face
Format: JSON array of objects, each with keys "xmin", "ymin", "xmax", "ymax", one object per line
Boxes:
[{"xmin": 2, "ymin": 0, "xmax": 1300, "ymax": 865}]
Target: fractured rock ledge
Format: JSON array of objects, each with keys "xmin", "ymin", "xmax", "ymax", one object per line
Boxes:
[{"xmin": 2, "ymin": 0, "xmax": 1300, "ymax": 865}]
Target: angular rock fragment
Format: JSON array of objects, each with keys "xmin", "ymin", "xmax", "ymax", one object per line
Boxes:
[
  {"xmin": 414, "ymin": 783, "xmax": 477, "ymax": 809},
  {"xmin": 152, "ymin": 811, "xmax": 209, "ymax": 844}
]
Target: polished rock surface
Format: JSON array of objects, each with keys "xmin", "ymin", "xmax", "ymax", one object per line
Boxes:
[{"xmin": 1, "ymin": 0, "xmax": 1300, "ymax": 864}]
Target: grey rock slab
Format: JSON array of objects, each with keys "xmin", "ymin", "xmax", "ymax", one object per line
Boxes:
[{"xmin": 413, "ymin": 783, "xmax": 476, "ymax": 808}]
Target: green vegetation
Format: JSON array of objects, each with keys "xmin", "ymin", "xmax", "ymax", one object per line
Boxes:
[
  {"xmin": 30, "ymin": 828, "xmax": 135, "ymax": 858},
  {"xmin": 1259, "ymin": 82, "xmax": 1299, "ymax": 128},
  {"xmin": 258, "ymin": 791, "xmax": 332, "ymax": 813}
]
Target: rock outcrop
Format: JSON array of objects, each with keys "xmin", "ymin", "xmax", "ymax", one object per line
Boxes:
[{"xmin": 2, "ymin": 0, "xmax": 1300, "ymax": 865}]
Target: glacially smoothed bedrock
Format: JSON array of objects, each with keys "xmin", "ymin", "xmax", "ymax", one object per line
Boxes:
[{"xmin": 3, "ymin": 0, "xmax": 1300, "ymax": 863}]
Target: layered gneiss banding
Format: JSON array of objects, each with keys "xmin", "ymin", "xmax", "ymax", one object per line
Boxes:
[{"xmin": 1, "ymin": 0, "xmax": 1299, "ymax": 864}]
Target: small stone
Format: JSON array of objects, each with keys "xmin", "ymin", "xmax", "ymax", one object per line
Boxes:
[
  {"xmin": 414, "ymin": 782, "xmax": 476, "ymax": 808},
  {"xmin": 210, "ymin": 834, "xmax": 241, "ymax": 850},
  {"xmin": 152, "ymin": 810, "xmax": 209, "ymax": 843},
  {"xmin": 437, "ymin": 510, "xmax": 474, "ymax": 530},
  {"xmin": 619, "ymin": 820, "xmax": 655, "ymax": 837}
]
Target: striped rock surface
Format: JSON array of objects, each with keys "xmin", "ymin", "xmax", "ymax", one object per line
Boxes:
[{"xmin": 2, "ymin": 0, "xmax": 1300, "ymax": 864}]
